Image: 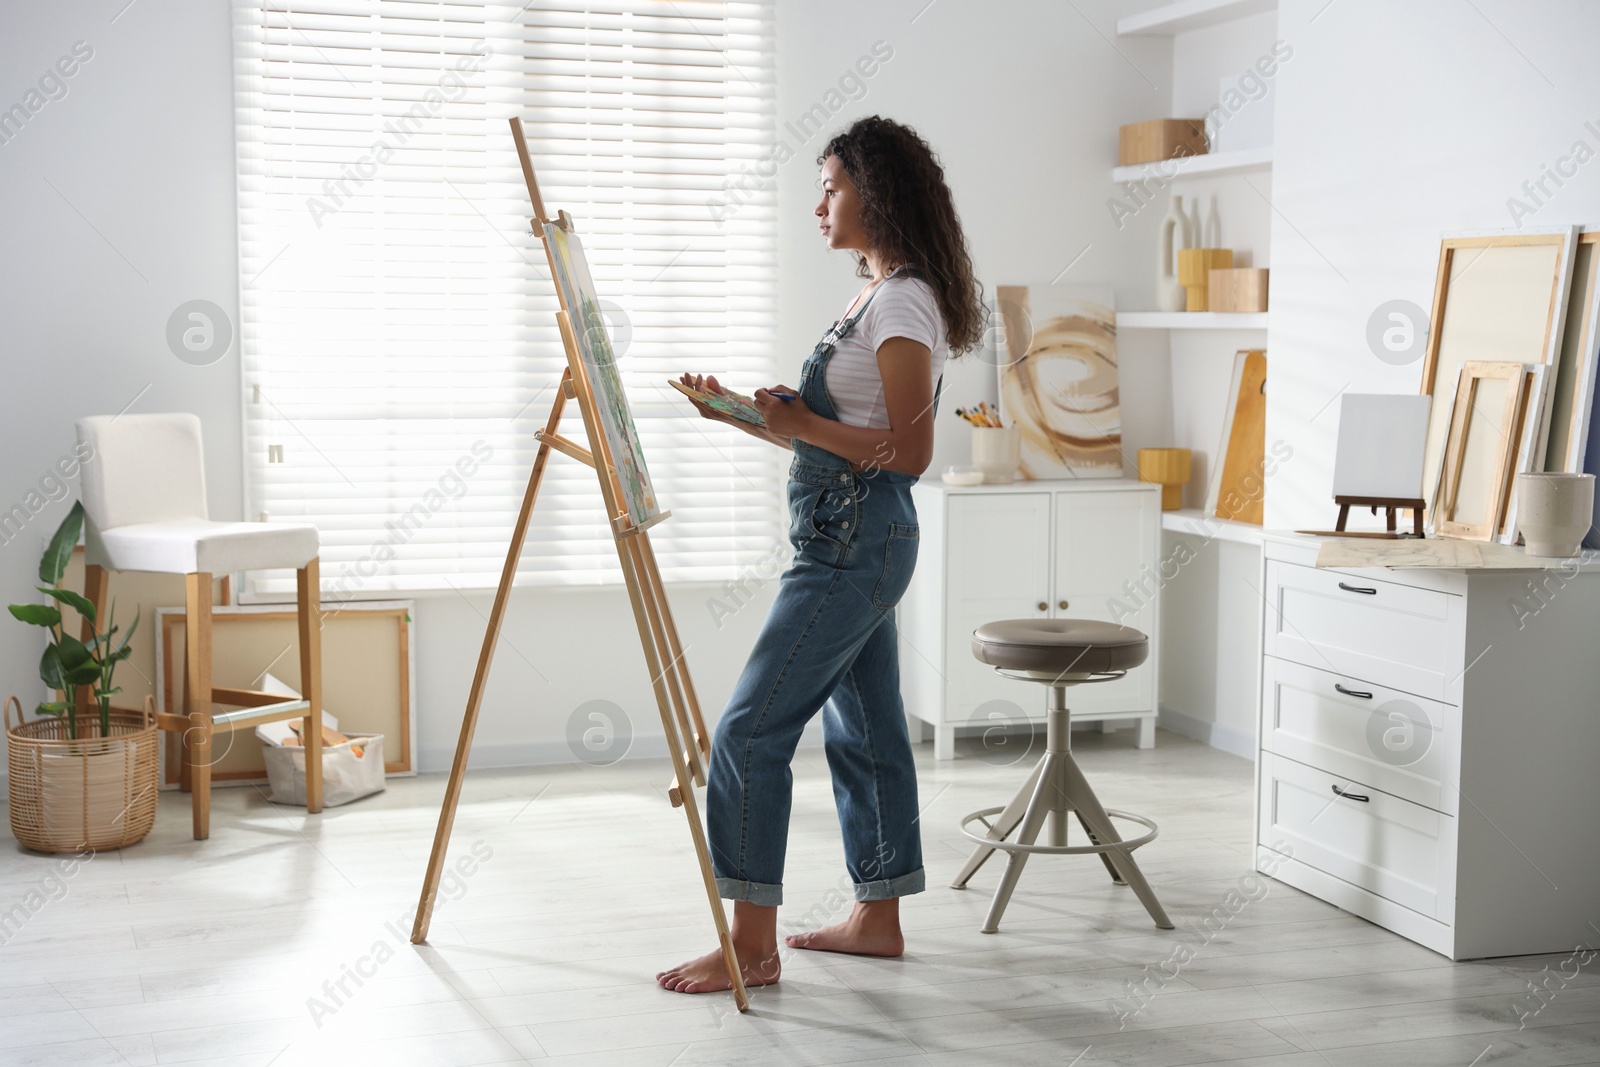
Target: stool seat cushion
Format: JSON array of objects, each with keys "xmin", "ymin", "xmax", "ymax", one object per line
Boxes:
[
  {"xmin": 86, "ymin": 520, "xmax": 319, "ymax": 576},
  {"xmin": 971, "ymin": 618, "xmax": 1149, "ymax": 675}
]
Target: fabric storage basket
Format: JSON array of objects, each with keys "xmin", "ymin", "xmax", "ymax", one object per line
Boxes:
[
  {"xmin": 259, "ymin": 732, "xmax": 385, "ymax": 808},
  {"xmin": 6, "ymin": 694, "xmax": 160, "ymax": 853}
]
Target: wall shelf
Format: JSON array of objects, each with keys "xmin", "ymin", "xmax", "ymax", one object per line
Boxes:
[
  {"xmin": 1112, "ymin": 145, "xmax": 1272, "ymax": 184},
  {"xmin": 1160, "ymin": 508, "xmax": 1265, "ymax": 546},
  {"xmin": 1118, "ymin": 311, "xmax": 1267, "ymax": 330},
  {"xmin": 1116, "ymin": 0, "xmax": 1277, "ymax": 36}
]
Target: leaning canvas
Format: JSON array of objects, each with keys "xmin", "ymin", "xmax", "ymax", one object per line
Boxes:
[
  {"xmin": 544, "ymin": 222, "xmax": 659, "ymax": 526},
  {"xmin": 995, "ymin": 285, "xmax": 1121, "ymax": 478}
]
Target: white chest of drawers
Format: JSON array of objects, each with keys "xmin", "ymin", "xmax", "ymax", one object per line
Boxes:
[
  {"xmin": 899, "ymin": 479, "xmax": 1162, "ymax": 760},
  {"xmin": 1254, "ymin": 532, "xmax": 1600, "ymax": 959}
]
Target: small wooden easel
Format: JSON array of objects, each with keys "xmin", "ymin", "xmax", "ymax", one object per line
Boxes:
[
  {"xmin": 409, "ymin": 118, "xmax": 748, "ymax": 1012},
  {"xmin": 1335, "ymin": 495, "xmax": 1426, "ymax": 537}
]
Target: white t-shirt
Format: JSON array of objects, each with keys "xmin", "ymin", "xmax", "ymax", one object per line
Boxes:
[{"xmin": 824, "ymin": 271, "xmax": 947, "ymax": 429}]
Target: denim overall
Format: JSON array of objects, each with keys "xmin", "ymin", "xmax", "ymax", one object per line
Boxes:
[{"xmin": 707, "ymin": 265, "xmax": 940, "ymax": 905}]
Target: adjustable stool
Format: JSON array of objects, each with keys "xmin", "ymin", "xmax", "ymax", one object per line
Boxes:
[{"xmin": 951, "ymin": 619, "xmax": 1173, "ymax": 933}]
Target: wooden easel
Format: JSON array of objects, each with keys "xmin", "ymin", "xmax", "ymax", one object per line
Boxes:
[
  {"xmin": 409, "ymin": 117, "xmax": 748, "ymax": 1013},
  {"xmin": 1335, "ymin": 495, "xmax": 1426, "ymax": 537}
]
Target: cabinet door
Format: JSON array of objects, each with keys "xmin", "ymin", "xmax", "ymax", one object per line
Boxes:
[
  {"xmin": 1052, "ymin": 490, "xmax": 1158, "ymax": 712},
  {"xmin": 942, "ymin": 493, "xmax": 1053, "ymax": 724}
]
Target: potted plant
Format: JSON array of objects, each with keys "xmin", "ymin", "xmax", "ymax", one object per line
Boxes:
[{"xmin": 6, "ymin": 501, "xmax": 157, "ymax": 852}]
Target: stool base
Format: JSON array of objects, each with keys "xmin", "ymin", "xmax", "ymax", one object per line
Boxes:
[{"xmin": 950, "ymin": 690, "xmax": 1173, "ymax": 934}]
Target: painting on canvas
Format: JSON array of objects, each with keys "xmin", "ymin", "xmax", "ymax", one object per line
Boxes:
[
  {"xmin": 544, "ymin": 222, "xmax": 659, "ymax": 526},
  {"xmin": 995, "ymin": 286, "xmax": 1121, "ymax": 478}
]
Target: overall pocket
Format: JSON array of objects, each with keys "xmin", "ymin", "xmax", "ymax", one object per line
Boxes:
[
  {"xmin": 872, "ymin": 522, "xmax": 920, "ymax": 609},
  {"xmin": 806, "ymin": 484, "xmax": 859, "ymax": 550}
]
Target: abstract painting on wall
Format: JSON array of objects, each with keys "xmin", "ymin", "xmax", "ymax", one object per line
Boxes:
[{"xmin": 995, "ymin": 285, "xmax": 1122, "ymax": 479}]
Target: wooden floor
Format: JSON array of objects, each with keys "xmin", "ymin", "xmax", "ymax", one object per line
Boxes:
[{"xmin": 2, "ymin": 728, "xmax": 1597, "ymax": 1066}]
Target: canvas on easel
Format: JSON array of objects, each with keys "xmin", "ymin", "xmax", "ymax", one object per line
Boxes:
[
  {"xmin": 409, "ymin": 118, "xmax": 748, "ymax": 1013},
  {"xmin": 544, "ymin": 222, "xmax": 659, "ymax": 528}
]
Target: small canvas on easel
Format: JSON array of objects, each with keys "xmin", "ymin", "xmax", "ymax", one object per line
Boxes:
[
  {"xmin": 545, "ymin": 222, "xmax": 659, "ymax": 527},
  {"xmin": 995, "ymin": 285, "xmax": 1121, "ymax": 478}
]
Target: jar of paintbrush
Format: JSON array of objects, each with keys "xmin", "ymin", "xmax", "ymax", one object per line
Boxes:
[{"xmin": 956, "ymin": 403, "xmax": 1020, "ymax": 484}]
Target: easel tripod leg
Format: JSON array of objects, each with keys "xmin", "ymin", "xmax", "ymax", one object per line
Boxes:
[{"xmin": 411, "ymin": 372, "xmax": 570, "ymax": 945}]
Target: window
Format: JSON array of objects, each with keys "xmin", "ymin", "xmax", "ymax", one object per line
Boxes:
[{"xmin": 233, "ymin": 0, "xmax": 780, "ymax": 595}]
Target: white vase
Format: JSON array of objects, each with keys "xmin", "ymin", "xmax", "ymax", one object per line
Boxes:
[
  {"xmin": 1203, "ymin": 195, "xmax": 1221, "ymax": 247},
  {"xmin": 971, "ymin": 424, "xmax": 1021, "ymax": 484},
  {"xmin": 1515, "ymin": 473, "xmax": 1594, "ymax": 556},
  {"xmin": 1156, "ymin": 195, "xmax": 1190, "ymax": 313}
]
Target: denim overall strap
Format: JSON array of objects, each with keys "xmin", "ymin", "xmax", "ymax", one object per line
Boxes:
[{"xmin": 792, "ymin": 265, "xmax": 934, "ymax": 476}]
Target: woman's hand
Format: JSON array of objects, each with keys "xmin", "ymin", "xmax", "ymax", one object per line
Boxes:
[
  {"xmin": 678, "ymin": 372, "xmax": 736, "ymax": 425},
  {"xmin": 754, "ymin": 385, "xmax": 811, "ymax": 439}
]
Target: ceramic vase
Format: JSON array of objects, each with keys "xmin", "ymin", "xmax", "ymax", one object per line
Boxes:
[
  {"xmin": 1515, "ymin": 472, "xmax": 1594, "ymax": 556},
  {"xmin": 1156, "ymin": 195, "xmax": 1191, "ymax": 313}
]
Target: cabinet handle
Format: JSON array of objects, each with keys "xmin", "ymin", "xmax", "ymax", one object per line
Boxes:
[
  {"xmin": 1336, "ymin": 581, "xmax": 1377, "ymax": 595},
  {"xmin": 1331, "ymin": 784, "xmax": 1370, "ymax": 803},
  {"xmin": 1333, "ymin": 683, "xmax": 1373, "ymax": 700},
  {"xmin": 1037, "ymin": 601, "xmax": 1048, "ymax": 612},
  {"xmin": 1058, "ymin": 600, "xmax": 1069, "ymax": 610}
]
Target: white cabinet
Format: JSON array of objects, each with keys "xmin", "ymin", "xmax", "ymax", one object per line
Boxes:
[
  {"xmin": 899, "ymin": 480, "xmax": 1162, "ymax": 760},
  {"xmin": 1255, "ymin": 533, "xmax": 1600, "ymax": 959}
]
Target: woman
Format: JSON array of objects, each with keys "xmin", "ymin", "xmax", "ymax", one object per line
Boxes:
[{"xmin": 658, "ymin": 116, "xmax": 984, "ymax": 994}]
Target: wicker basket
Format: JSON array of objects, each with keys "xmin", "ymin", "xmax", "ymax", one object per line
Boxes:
[{"xmin": 6, "ymin": 694, "xmax": 160, "ymax": 853}]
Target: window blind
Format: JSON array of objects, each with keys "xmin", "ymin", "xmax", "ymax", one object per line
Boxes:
[{"xmin": 233, "ymin": 0, "xmax": 781, "ymax": 596}]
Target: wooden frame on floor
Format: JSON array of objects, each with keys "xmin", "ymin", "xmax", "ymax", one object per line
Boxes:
[{"xmin": 155, "ymin": 600, "xmax": 415, "ymax": 783}]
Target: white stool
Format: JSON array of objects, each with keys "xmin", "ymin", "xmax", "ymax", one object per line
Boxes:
[
  {"xmin": 76, "ymin": 413, "xmax": 323, "ymax": 840},
  {"xmin": 951, "ymin": 618, "xmax": 1173, "ymax": 933}
]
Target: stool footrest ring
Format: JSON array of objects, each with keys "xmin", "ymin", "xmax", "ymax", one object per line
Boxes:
[{"xmin": 957, "ymin": 805, "xmax": 1159, "ymax": 856}]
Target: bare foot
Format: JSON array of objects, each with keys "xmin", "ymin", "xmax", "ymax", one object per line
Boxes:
[
  {"xmin": 656, "ymin": 943, "xmax": 780, "ymax": 994},
  {"xmin": 785, "ymin": 900, "xmax": 905, "ymax": 957}
]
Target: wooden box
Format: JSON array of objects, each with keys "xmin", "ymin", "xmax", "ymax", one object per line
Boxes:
[
  {"xmin": 1208, "ymin": 267, "xmax": 1270, "ymax": 313},
  {"xmin": 1118, "ymin": 118, "xmax": 1207, "ymax": 166}
]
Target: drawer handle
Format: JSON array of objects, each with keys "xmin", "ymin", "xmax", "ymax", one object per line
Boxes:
[
  {"xmin": 1331, "ymin": 784, "xmax": 1370, "ymax": 803},
  {"xmin": 1336, "ymin": 581, "xmax": 1377, "ymax": 595},
  {"xmin": 1333, "ymin": 683, "xmax": 1373, "ymax": 700}
]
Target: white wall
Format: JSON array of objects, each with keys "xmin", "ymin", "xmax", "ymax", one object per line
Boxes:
[
  {"xmin": 1265, "ymin": 0, "xmax": 1600, "ymax": 529},
  {"xmin": 0, "ymin": 1, "xmax": 246, "ymax": 732},
  {"xmin": 772, "ymin": 0, "xmax": 1177, "ymax": 480},
  {"xmin": 0, "ymin": 0, "xmax": 780, "ymax": 776},
  {"xmin": 2, "ymin": 0, "xmax": 1191, "ymax": 779}
]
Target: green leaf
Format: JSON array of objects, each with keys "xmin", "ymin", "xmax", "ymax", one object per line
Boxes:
[
  {"xmin": 38, "ymin": 586, "xmax": 95, "ymax": 623},
  {"xmin": 40, "ymin": 645, "xmax": 66, "ymax": 690},
  {"xmin": 56, "ymin": 633, "xmax": 93, "ymax": 671},
  {"xmin": 40, "ymin": 501, "xmax": 85, "ymax": 586},
  {"xmin": 65, "ymin": 665, "xmax": 100, "ymax": 686},
  {"xmin": 35, "ymin": 702, "xmax": 69, "ymax": 717},
  {"xmin": 115, "ymin": 607, "xmax": 139, "ymax": 655},
  {"xmin": 110, "ymin": 646, "xmax": 134, "ymax": 665},
  {"xmin": 102, "ymin": 687, "xmax": 122, "ymax": 697},
  {"xmin": 9, "ymin": 603, "xmax": 61, "ymax": 628}
]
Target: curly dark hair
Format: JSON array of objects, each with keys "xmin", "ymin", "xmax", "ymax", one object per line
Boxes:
[{"xmin": 819, "ymin": 116, "xmax": 986, "ymax": 355}]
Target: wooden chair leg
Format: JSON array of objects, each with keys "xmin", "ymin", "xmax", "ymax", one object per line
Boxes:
[
  {"xmin": 297, "ymin": 559, "xmax": 324, "ymax": 815},
  {"xmin": 185, "ymin": 572, "xmax": 214, "ymax": 840},
  {"xmin": 179, "ymin": 667, "xmax": 193, "ymax": 794}
]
